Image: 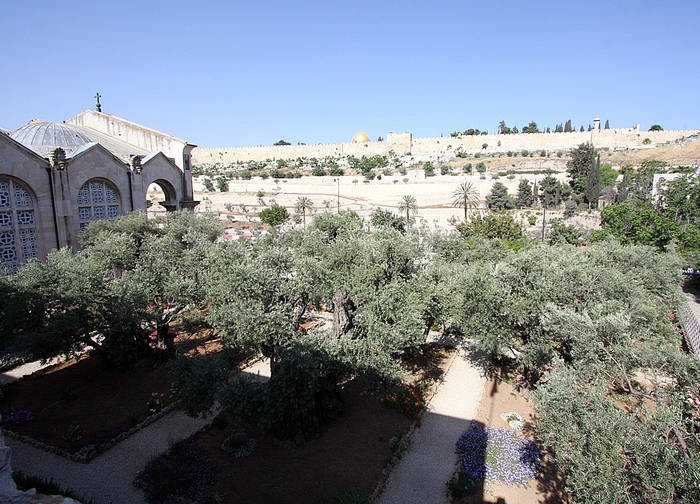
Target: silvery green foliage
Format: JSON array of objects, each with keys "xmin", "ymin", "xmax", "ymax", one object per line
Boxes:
[
  {"xmin": 535, "ymin": 370, "xmax": 700, "ymax": 503},
  {"xmin": 1, "ymin": 212, "xmax": 222, "ymax": 368},
  {"xmin": 431, "ymin": 237, "xmax": 700, "ymax": 501},
  {"xmin": 190, "ymin": 218, "xmax": 432, "ymax": 441}
]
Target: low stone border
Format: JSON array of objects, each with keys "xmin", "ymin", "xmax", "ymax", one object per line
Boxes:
[
  {"xmin": 370, "ymin": 348, "xmax": 459, "ymax": 502},
  {"xmin": 5, "ymin": 401, "xmax": 181, "ymax": 464}
]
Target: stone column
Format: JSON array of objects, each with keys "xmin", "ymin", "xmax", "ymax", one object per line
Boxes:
[{"xmin": 0, "ymin": 423, "xmax": 20, "ymax": 498}]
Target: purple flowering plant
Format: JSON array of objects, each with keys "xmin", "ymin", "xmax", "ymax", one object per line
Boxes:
[
  {"xmin": 1, "ymin": 409, "xmax": 34, "ymax": 429},
  {"xmin": 455, "ymin": 422, "xmax": 540, "ymax": 487}
]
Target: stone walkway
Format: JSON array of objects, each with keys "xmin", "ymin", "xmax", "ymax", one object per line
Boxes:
[
  {"xmin": 5, "ymin": 359, "xmax": 271, "ymax": 504},
  {"xmin": 5, "ymin": 346, "xmax": 484, "ymax": 504},
  {"xmin": 377, "ymin": 345, "xmax": 486, "ymax": 504},
  {"xmin": 0, "ymin": 356, "xmax": 67, "ymax": 385}
]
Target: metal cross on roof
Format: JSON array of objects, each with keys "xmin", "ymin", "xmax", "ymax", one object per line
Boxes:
[{"xmin": 95, "ymin": 92, "xmax": 102, "ymax": 112}]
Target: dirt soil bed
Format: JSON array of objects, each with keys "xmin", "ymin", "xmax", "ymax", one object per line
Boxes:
[
  {"xmin": 175, "ymin": 343, "xmax": 452, "ymax": 503},
  {"xmin": 1, "ymin": 354, "xmax": 175, "ymax": 453}
]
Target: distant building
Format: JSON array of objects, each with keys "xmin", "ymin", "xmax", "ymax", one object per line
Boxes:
[{"xmin": 0, "ymin": 111, "xmax": 197, "ymax": 273}]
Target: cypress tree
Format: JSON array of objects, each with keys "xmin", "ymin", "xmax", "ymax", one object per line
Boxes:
[
  {"xmin": 586, "ymin": 154, "xmax": 601, "ymax": 208},
  {"xmin": 564, "ymin": 119, "xmax": 572, "ymax": 132},
  {"xmin": 516, "ymin": 179, "xmax": 534, "ymax": 208},
  {"xmin": 604, "ymin": 119, "xmax": 610, "ymax": 129}
]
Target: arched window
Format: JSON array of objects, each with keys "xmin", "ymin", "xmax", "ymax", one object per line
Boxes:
[
  {"xmin": 77, "ymin": 179, "xmax": 121, "ymax": 232},
  {"xmin": 0, "ymin": 178, "xmax": 39, "ymax": 274}
]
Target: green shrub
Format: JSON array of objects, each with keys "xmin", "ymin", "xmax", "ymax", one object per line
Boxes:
[
  {"xmin": 333, "ymin": 490, "xmax": 371, "ymax": 504},
  {"xmin": 329, "ymin": 166, "xmax": 345, "ymax": 177},
  {"xmin": 134, "ymin": 439, "xmax": 213, "ymax": 504},
  {"xmin": 259, "ymin": 205, "xmax": 289, "ymax": 226},
  {"xmin": 221, "ymin": 431, "xmax": 256, "ymax": 458}
]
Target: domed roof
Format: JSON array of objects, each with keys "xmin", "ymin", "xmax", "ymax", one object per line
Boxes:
[
  {"xmin": 11, "ymin": 120, "xmax": 93, "ymax": 157},
  {"xmin": 352, "ymin": 131, "xmax": 370, "ymax": 143}
]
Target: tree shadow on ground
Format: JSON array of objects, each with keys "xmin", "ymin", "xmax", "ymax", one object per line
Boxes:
[
  {"xmin": 682, "ymin": 276, "xmax": 700, "ymax": 303},
  {"xmin": 521, "ymin": 414, "xmax": 571, "ymax": 503}
]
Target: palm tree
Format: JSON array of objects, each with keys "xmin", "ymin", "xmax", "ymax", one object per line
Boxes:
[
  {"xmin": 451, "ymin": 181, "xmax": 480, "ymax": 221},
  {"xmin": 398, "ymin": 195, "xmax": 417, "ymax": 229},
  {"xmin": 295, "ymin": 196, "xmax": 314, "ymax": 227}
]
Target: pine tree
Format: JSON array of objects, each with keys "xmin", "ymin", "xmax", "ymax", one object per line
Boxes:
[{"xmin": 486, "ymin": 182, "xmax": 515, "ymax": 210}]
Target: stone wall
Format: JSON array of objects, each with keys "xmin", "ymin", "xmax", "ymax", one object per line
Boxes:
[
  {"xmin": 192, "ymin": 128, "xmax": 699, "ymax": 165},
  {"xmin": 193, "ymin": 132, "xmax": 412, "ymax": 164}
]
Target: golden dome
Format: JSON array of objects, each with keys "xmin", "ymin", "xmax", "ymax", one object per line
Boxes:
[{"xmin": 352, "ymin": 131, "xmax": 370, "ymax": 143}]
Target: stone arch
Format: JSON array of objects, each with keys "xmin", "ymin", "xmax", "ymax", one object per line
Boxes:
[
  {"xmin": 146, "ymin": 179, "xmax": 178, "ymax": 212},
  {"xmin": 0, "ymin": 176, "xmax": 41, "ymax": 274},
  {"xmin": 77, "ymin": 178, "xmax": 122, "ymax": 232}
]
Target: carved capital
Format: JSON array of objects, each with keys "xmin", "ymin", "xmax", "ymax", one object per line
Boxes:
[
  {"xmin": 49, "ymin": 147, "xmax": 67, "ymax": 170},
  {"xmin": 130, "ymin": 155, "xmax": 143, "ymax": 174}
]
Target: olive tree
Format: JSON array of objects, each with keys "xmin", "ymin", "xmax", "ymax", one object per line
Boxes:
[{"xmin": 176, "ymin": 216, "xmax": 430, "ymax": 442}]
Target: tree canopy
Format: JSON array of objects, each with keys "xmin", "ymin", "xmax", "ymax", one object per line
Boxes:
[
  {"xmin": 2, "ymin": 202, "xmax": 699, "ymax": 501},
  {"xmin": 486, "ymin": 182, "xmax": 515, "ymax": 211},
  {"xmin": 259, "ymin": 204, "xmax": 290, "ymax": 227}
]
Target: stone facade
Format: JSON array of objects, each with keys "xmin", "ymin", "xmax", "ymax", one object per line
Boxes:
[
  {"xmin": 0, "ymin": 113, "xmax": 198, "ymax": 274},
  {"xmin": 192, "ymin": 128, "xmax": 699, "ymax": 164}
]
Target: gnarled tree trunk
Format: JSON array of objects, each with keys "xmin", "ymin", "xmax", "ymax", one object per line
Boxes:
[{"xmin": 332, "ymin": 290, "xmax": 354, "ymax": 338}]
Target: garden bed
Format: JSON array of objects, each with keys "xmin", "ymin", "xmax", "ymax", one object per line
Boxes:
[
  {"xmin": 1, "ymin": 354, "xmax": 177, "ymax": 457},
  {"xmin": 136, "ymin": 343, "xmax": 452, "ymax": 503}
]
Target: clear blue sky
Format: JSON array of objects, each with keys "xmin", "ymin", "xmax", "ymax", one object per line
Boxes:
[{"xmin": 2, "ymin": 1, "xmax": 698, "ymax": 146}]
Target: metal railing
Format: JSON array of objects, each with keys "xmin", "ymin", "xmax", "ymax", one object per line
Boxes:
[{"xmin": 681, "ymin": 303, "xmax": 700, "ymax": 356}]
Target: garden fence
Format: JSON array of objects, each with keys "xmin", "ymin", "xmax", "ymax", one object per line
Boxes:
[{"xmin": 681, "ymin": 303, "xmax": 700, "ymax": 356}]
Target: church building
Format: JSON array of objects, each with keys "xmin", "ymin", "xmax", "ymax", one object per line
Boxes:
[{"xmin": 0, "ymin": 109, "xmax": 198, "ymax": 273}]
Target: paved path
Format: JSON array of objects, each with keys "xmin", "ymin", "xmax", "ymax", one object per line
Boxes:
[
  {"xmin": 377, "ymin": 345, "xmax": 487, "ymax": 504},
  {"xmin": 0, "ymin": 355, "xmax": 67, "ymax": 385},
  {"xmin": 5, "ymin": 359, "xmax": 271, "ymax": 504}
]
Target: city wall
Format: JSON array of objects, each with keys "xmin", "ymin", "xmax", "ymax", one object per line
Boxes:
[{"xmin": 191, "ymin": 128, "xmax": 699, "ymax": 165}]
